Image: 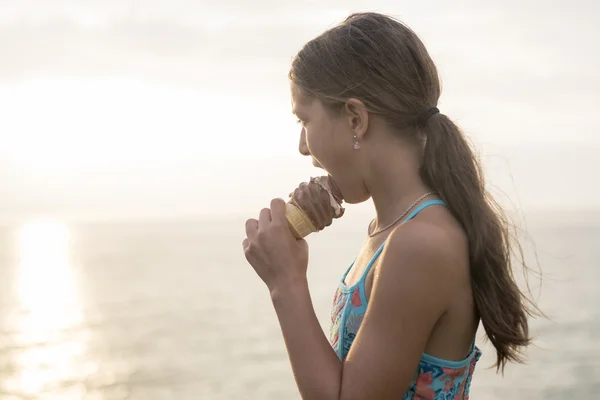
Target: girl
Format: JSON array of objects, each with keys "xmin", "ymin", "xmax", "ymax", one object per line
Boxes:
[{"xmin": 242, "ymin": 12, "xmax": 534, "ymax": 400}]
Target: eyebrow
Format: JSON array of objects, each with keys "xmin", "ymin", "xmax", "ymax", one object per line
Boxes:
[{"xmin": 293, "ymin": 109, "xmax": 307, "ymax": 119}]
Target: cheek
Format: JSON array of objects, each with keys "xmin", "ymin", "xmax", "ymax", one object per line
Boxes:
[
  {"xmin": 306, "ymin": 121, "xmax": 340, "ymax": 156},
  {"xmin": 309, "ymin": 134, "xmax": 352, "ymax": 174},
  {"xmin": 304, "ymin": 128, "xmax": 325, "ymax": 158}
]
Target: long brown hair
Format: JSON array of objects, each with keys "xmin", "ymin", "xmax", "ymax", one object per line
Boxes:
[{"xmin": 290, "ymin": 12, "xmax": 538, "ymax": 372}]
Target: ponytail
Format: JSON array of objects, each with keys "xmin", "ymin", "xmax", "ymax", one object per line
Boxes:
[{"xmin": 421, "ymin": 114, "xmax": 534, "ymax": 372}]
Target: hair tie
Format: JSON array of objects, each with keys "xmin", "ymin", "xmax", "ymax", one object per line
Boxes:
[{"xmin": 417, "ymin": 107, "xmax": 440, "ymax": 126}]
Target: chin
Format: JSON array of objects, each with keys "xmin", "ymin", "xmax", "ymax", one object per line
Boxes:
[
  {"xmin": 325, "ymin": 174, "xmax": 370, "ymax": 205},
  {"xmin": 341, "ymin": 191, "xmax": 372, "ymax": 205},
  {"xmin": 311, "ymin": 159, "xmax": 323, "ymax": 169}
]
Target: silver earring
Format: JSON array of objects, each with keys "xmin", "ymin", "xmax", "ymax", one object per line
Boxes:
[{"xmin": 353, "ymin": 135, "xmax": 360, "ymax": 150}]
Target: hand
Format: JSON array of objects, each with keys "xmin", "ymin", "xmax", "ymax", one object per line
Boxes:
[{"xmin": 242, "ymin": 198, "xmax": 309, "ymax": 292}]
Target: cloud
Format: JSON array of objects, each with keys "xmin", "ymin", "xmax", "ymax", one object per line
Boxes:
[
  {"xmin": 0, "ymin": 18, "xmax": 304, "ymax": 89},
  {"xmin": 0, "ymin": 2, "xmax": 358, "ymax": 87},
  {"xmin": 1, "ymin": 1, "xmax": 597, "ymax": 89}
]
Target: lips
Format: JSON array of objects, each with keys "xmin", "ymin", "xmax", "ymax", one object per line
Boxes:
[{"xmin": 326, "ymin": 175, "xmax": 344, "ymax": 203}]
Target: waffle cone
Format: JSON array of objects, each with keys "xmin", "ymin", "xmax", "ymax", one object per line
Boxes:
[{"xmin": 285, "ymin": 202, "xmax": 318, "ymax": 239}]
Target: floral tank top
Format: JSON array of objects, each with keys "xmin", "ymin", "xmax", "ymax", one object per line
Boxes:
[{"xmin": 329, "ymin": 200, "xmax": 482, "ymax": 399}]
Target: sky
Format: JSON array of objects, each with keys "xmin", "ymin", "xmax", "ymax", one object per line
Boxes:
[{"xmin": 0, "ymin": 0, "xmax": 598, "ymax": 221}]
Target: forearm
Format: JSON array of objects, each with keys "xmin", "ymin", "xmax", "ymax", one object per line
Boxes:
[{"xmin": 270, "ymin": 280, "xmax": 342, "ymax": 400}]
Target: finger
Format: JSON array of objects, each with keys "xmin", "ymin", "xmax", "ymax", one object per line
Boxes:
[
  {"xmin": 298, "ymin": 238, "xmax": 308, "ymax": 252},
  {"xmin": 242, "ymin": 238, "xmax": 249, "ymax": 250},
  {"xmin": 258, "ymin": 207, "xmax": 271, "ymax": 227},
  {"xmin": 269, "ymin": 198, "xmax": 287, "ymax": 223},
  {"xmin": 245, "ymin": 218, "xmax": 258, "ymax": 238}
]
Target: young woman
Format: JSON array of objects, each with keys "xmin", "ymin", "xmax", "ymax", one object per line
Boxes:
[{"xmin": 242, "ymin": 12, "xmax": 534, "ymax": 400}]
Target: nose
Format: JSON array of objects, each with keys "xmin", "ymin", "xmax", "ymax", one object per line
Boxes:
[{"xmin": 298, "ymin": 129, "xmax": 310, "ymax": 156}]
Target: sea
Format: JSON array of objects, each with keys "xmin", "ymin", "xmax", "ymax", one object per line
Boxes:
[{"xmin": 0, "ymin": 210, "xmax": 598, "ymax": 399}]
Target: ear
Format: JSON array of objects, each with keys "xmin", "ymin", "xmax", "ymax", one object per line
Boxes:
[{"xmin": 343, "ymin": 98, "xmax": 369, "ymax": 140}]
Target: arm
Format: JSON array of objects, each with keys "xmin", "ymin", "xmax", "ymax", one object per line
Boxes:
[
  {"xmin": 271, "ymin": 221, "xmax": 460, "ymax": 400},
  {"xmin": 270, "ymin": 282, "xmax": 343, "ymax": 400}
]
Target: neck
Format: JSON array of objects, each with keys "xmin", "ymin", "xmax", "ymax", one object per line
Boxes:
[{"xmin": 364, "ymin": 147, "xmax": 433, "ymax": 232}]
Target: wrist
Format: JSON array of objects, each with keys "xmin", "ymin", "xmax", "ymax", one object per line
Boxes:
[{"xmin": 269, "ymin": 277, "xmax": 310, "ymax": 303}]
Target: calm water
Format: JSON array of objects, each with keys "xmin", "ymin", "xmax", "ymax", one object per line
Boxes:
[{"xmin": 0, "ymin": 211, "xmax": 597, "ymax": 399}]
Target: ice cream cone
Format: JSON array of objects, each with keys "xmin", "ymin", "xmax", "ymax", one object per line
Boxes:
[{"xmin": 285, "ymin": 202, "xmax": 318, "ymax": 239}]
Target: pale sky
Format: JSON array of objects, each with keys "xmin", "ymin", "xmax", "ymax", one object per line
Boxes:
[{"xmin": 0, "ymin": 0, "xmax": 598, "ymax": 221}]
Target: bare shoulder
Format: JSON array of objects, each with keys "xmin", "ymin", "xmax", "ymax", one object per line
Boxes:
[{"xmin": 375, "ymin": 217, "xmax": 469, "ymax": 296}]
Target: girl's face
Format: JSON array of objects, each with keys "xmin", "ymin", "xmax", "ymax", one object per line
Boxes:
[{"xmin": 290, "ymin": 83, "xmax": 370, "ymax": 204}]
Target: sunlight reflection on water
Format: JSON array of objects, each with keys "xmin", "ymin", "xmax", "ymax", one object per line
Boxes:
[{"xmin": 5, "ymin": 219, "xmax": 90, "ymax": 399}]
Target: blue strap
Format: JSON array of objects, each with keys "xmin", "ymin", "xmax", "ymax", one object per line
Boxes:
[
  {"xmin": 341, "ymin": 260, "xmax": 355, "ymax": 282},
  {"xmin": 356, "ymin": 241, "xmax": 386, "ymax": 285},
  {"xmin": 403, "ymin": 199, "xmax": 446, "ymax": 222}
]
